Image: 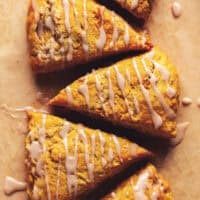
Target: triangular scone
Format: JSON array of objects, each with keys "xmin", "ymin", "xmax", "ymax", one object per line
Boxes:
[
  {"xmin": 49, "ymin": 47, "xmax": 180, "ymax": 138},
  {"xmin": 102, "ymin": 164, "xmax": 173, "ymax": 200},
  {"xmin": 113, "ymin": 0, "xmax": 153, "ymax": 21},
  {"xmin": 27, "ymin": 0, "xmax": 152, "ymax": 73},
  {"xmin": 26, "ymin": 111, "xmax": 151, "ymax": 200}
]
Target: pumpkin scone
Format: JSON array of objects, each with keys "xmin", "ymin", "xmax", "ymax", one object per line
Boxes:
[
  {"xmin": 27, "ymin": 0, "xmax": 152, "ymax": 73},
  {"xmin": 26, "ymin": 111, "xmax": 152, "ymax": 200},
  {"xmin": 113, "ymin": 0, "xmax": 153, "ymax": 21},
  {"xmin": 102, "ymin": 164, "xmax": 173, "ymax": 200},
  {"xmin": 49, "ymin": 47, "xmax": 180, "ymax": 138}
]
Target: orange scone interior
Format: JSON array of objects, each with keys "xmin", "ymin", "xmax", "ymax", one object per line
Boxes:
[
  {"xmin": 102, "ymin": 164, "xmax": 173, "ymax": 200},
  {"xmin": 114, "ymin": 0, "xmax": 153, "ymax": 20},
  {"xmin": 25, "ymin": 111, "xmax": 151, "ymax": 200},
  {"xmin": 49, "ymin": 47, "xmax": 180, "ymax": 138},
  {"xmin": 27, "ymin": 0, "xmax": 152, "ymax": 73}
]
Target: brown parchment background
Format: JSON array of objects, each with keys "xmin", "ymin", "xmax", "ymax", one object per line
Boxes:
[{"xmin": 0, "ymin": 0, "xmax": 200, "ymax": 199}]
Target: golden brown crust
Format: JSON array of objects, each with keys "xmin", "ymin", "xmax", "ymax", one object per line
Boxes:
[
  {"xmin": 26, "ymin": 111, "xmax": 152, "ymax": 200},
  {"xmin": 102, "ymin": 164, "xmax": 173, "ymax": 200},
  {"xmin": 49, "ymin": 47, "xmax": 180, "ymax": 138},
  {"xmin": 27, "ymin": 0, "xmax": 152, "ymax": 73}
]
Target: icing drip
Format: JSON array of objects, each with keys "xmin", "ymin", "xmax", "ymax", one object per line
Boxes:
[
  {"xmin": 133, "ymin": 95, "xmax": 140, "ymax": 114},
  {"xmin": 78, "ymin": 128, "xmax": 95, "ymax": 181},
  {"xmin": 171, "ymin": 2, "xmax": 182, "ymax": 18},
  {"xmin": 4, "ymin": 176, "xmax": 27, "ymax": 195},
  {"xmin": 111, "ymin": 192, "xmax": 116, "ymax": 197},
  {"xmin": 29, "ymin": 141, "xmax": 42, "ymax": 160},
  {"xmin": 132, "ymin": 59, "xmax": 163, "ymax": 129},
  {"xmin": 124, "ymin": 24, "xmax": 130, "ymax": 46},
  {"xmin": 151, "ymin": 190, "xmax": 159, "ymax": 200},
  {"xmin": 114, "ymin": 65, "xmax": 133, "ymax": 116},
  {"xmin": 96, "ymin": 7, "xmax": 107, "ymax": 51},
  {"xmin": 110, "ymin": 11, "xmax": 119, "ymax": 48},
  {"xmin": 60, "ymin": 121, "xmax": 79, "ymax": 197},
  {"xmin": 166, "ymin": 87, "xmax": 176, "ymax": 98},
  {"xmin": 153, "ymin": 61, "xmax": 170, "ymax": 81},
  {"xmin": 65, "ymin": 86, "xmax": 73, "ymax": 104},
  {"xmin": 45, "ymin": 16, "xmax": 54, "ymax": 33},
  {"xmin": 99, "ymin": 131, "xmax": 107, "ymax": 167},
  {"xmin": 106, "ymin": 69, "xmax": 115, "ymax": 114},
  {"xmin": 132, "ymin": 0, "xmax": 139, "ymax": 9},
  {"xmin": 133, "ymin": 171, "xmax": 150, "ymax": 200},
  {"xmin": 182, "ymin": 97, "xmax": 192, "ymax": 106},
  {"xmin": 152, "ymin": 61, "xmax": 177, "ymax": 99},
  {"xmin": 62, "ymin": 0, "xmax": 73, "ymax": 61},
  {"xmin": 142, "ymin": 59, "xmax": 176, "ymax": 119},
  {"xmin": 95, "ymin": 75, "xmax": 107, "ymax": 114},
  {"xmin": 171, "ymin": 122, "xmax": 190, "ymax": 146},
  {"xmin": 33, "ymin": 185, "xmax": 39, "ymax": 200},
  {"xmin": 71, "ymin": 0, "xmax": 78, "ymax": 19},
  {"xmin": 45, "ymin": 170, "xmax": 51, "ymax": 200},
  {"xmin": 78, "ymin": 78, "xmax": 90, "ymax": 106},
  {"xmin": 126, "ymin": 68, "xmax": 131, "ymax": 83},
  {"xmin": 112, "ymin": 135, "xmax": 122, "ymax": 161},
  {"xmin": 81, "ymin": 0, "xmax": 89, "ymax": 53},
  {"xmin": 108, "ymin": 146, "xmax": 114, "ymax": 163}
]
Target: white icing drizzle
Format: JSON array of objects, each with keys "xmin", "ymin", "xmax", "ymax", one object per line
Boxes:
[
  {"xmin": 142, "ymin": 59, "xmax": 176, "ymax": 119},
  {"xmin": 133, "ymin": 171, "xmax": 150, "ymax": 200},
  {"xmin": 96, "ymin": 7, "xmax": 107, "ymax": 51},
  {"xmin": 153, "ymin": 61, "xmax": 170, "ymax": 81},
  {"xmin": 182, "ymin": 97, "xmax": 192, "ymax": 106},
  {"xmin": 78, "ymin": 128, "xmax": 95, "ymax": 181},
  {"xmin": 29, "ymin": 141, "xmax": 42, "ymax": 160},
  {"xmin": 133, "ymin": 95, "xmax": 140, "ymax": 114},
  {"xmin": 152, "ymin": 61, "xmax": 177, "ymax": 99},
  {"xmin": 108, "ymin": 146, "xmax": 114, "ymax": 163},
  {"xmin": 45, "ymin": 16, "xmax": 54, "ymax": 33},
  {"xmin": 112, "ymin": 135, "xmax": 122, "ymax": 161},
  {"xmin": 95, "ymin": 75, "xmax": 107, "ymax": 114},
  {"xmin": 65, "ymin": 86, "xmax": 73, "ymax": 104},
  {"xmin": 60, "ymin": 121, "xmax": 79, "ymax": 197},
  {"xmin": 98, "ymin": 131, "xmax": 107, "ymax": 167},
  {"xmin": 132, "ymin": 0, "xmax": 139, "ymax": 9},
  {"xmin": 33, "ymin": 185, "xmax": 39, "ymax": 200},
  {"xmin": 151, "ymin": 190, "xmax": 159, "ymax": 200},
  {"xmin": 4, "ymin": 176, "xmax": 27, "ymax": 195},
  {"xmin": 71, "ymin": 0, "xmax": 78, "ymax": 19},
  {"xmin": 111, "ymin": 192, "xmax": 116, "ymax": 197},
  {"xmin": 132, "ymin": 59, "xmax": 163, "ymax": 129},
  {"xmin": 45, "ymin": 169, "xmax": 52, "ymax": 200},
  {"xmin": 109, "ymin": 11, "xmax": 119, "ymax": 48},
  {"xmin": 170, "ymin": 122, "xmax": 190, "ymax": 146},
  {"xmin": 114, "ymin": 65, "xmax": 133, "ymax": 116},
  {"xmin": 81, "ymin": 0, "xmax": 89, "ymax": 53},
  {"xmin": 56, "ymin": 156, "xmax": 62, "ymax": 200},
  {"xmin": 62, "ymin": 0, "xmax": 73, "ymax": 61},
  {"xmin": 166, "ymin": 87, "xmax": 176, "ymax": 98},
  {"xmin": 171, "ymin": 2, "xmax": 182, "ymax": 18},
  {"xmin": 78, "ymin": 78, "xmax": 90, "ymax": 106},
  {"xmin": 106, "ymin": 69, "xmax": 115, "ymax": 114},
  {"xmin": 124, "ymin": 24, "xmax": 130, "ymax": 46}
]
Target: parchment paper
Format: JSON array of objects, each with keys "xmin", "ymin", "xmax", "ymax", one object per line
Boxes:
[{"xmin": 0, "ymin": 0, "xmax": 200, "ymax": 199}]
